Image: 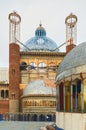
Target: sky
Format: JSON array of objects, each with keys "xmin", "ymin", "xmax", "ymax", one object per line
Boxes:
[{"xmin": 0, "ymin": 0, "xmax": 86, "ymax": 67}]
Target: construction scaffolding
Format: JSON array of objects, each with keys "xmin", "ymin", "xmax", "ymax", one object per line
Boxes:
[
  {"xmin": 65, "ymin": 13, "xmax": 78, "ymax": 45},
  {"xmin": 8, "ymin": 11, "xmax": 21, "ymax": 43}
]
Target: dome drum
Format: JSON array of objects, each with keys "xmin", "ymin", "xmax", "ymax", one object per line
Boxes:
[{"xmin": 21, "ymin": 96, "xmax": 56, "ymax": 113}]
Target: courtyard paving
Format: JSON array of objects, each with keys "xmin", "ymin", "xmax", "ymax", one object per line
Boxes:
[{"xmin": 0, "ymin": 121, "xmax": 52, "ymax": 130}]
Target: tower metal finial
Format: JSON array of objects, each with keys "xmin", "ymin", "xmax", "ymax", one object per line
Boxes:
[{"xmin": 39, "ymin": 20, "xmax": 42, "ymax": 27}]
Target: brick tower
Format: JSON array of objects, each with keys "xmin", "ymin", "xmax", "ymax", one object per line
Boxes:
[{"xmin": 8, "ymin": 12, "xmax": 21, "ymax": 113}]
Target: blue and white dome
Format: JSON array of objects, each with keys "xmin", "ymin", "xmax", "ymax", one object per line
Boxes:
[{"xmin": 22, "ymin": 24, "xmax": 58, "ymax": 52}]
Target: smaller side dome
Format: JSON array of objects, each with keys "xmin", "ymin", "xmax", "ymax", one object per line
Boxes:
[
  {"xmin": 35, "ymin": 23, "xmax": 46, "ymax": 37},
  {"xmin": 23, "ymin": 79, "xmax": 56, "ymax": 96}
]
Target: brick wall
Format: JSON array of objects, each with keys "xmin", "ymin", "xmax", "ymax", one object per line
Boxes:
[{"xmin": 0, "ymin": 100, "xmax": 9, "ymax": 114}]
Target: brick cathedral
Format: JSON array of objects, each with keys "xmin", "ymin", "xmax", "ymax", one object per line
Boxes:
[{"xmin": 0, "ymin": 12, "xmax": 74, "ymax": 121}]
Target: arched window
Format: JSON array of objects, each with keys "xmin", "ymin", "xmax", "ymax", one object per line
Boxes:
[
  {"xmin": 32, "ymin": 114, "xmax": 38, "ymax": 121},
  {"xmin": 29, "ymin": 62, "xmax": 37, "ymax": 70},
  {"xmin": 46, "ymin": 114, "xmax": 52, "ymax": 121},
  {"xmin": 38, "ymin": 62, "xmax": 46, "ymax": 73},
  {"xmin": 59, "ymin": 82, "xmax": 64, "ymax": 111},
  {"xmin": 6, "ymin": 90, "xmax": 9, "ymax": 98},
  {"xmin": 72, "ymin": 79, "xmax": 82, "ymax": 112},
  {"xmin": 39, "ymin": 114, "xmax": 46, "ymax": 121},
  {"xmin": 20, "ymin": 62, "xmax": 28, "ymax": 84},
  {"xmin": 64, "ymin": 81, "xmax": 71, "ymax": 112},
  {"xmin": 52, "ymin": 114, "xmax": 56, "ymax": 122},
  {"xmin": 38, "ymin": 62, "xmax": 46, "ymax": 68},
  {"xmin": 1, "ymin": 90, "xmax": 4, "ymax": 98},
  {"xmin": 48, "ymin": 62, "xmax": 56, "ymax": 71},
  {"xmin": 40, "ymin": 31, "xmax": 41, "ymax": 36},
  {"xmin": 20, "ymin": 62, "xmax": 27, "ymax": 71}
]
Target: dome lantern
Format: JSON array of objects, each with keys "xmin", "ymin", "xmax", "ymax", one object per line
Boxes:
[{"xmin": 35, "ymin": 23, "xmax": 46, "ymax": 37}]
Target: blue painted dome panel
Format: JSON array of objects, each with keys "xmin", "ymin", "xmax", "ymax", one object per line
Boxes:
[
  {"xmin": 22, "ymin": 24, "xmax": 58, "ymax": 52},
  {"xmin": 23, "ymin": 36, "xmax": 58, "ymax": 52}
]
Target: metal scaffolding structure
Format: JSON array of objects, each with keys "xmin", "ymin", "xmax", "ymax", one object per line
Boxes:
[
  {"xmin": 65, "ymin": 13, "xmax": 78, "ymax": 45},
  {"xmin": 8, "ymin": 11, "xmax": 21, "ymax": 43}
]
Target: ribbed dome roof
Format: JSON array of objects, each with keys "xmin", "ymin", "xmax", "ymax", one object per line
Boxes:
[
  {"xmin": 56, "ymin": 42, "xmax": 86, "ymax": 81},
  {"xmin": 35, "ymin": 23, "xmax": 46, "ymax": 36},
  {"xmin": 22, "ymin": 24, "xmax": 58, "ymax": 52},
  {"xmin": 23, "ymin": 79, "xmax": 56, "ymax": 96}
]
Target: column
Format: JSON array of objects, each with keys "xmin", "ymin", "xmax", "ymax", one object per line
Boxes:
[
  {"xmin": 75, "ymin": 85, "xmax": 78, "ymax": 111},
  {"xmin": 70, "ymin": 82, "xmax": 73, "ymax": 112},
  {"xmin": 0, "ymin": 90, "xmax": 1, "ymax": 98},
  {"xmin": 63, "ymin": 84, "xmax": 65, "ymax": 112},
  {"xmin": 4, "ymin": 90, "xmax": 6, "ymax": 98},
  {"xmin": 81, "ymin": 81, "xmax": 84, "ymax": 112},
  {"xmin": 56, "ymin": 85, "xmax": 60, "ymax": 111},
  {"xmin": 59, "ymin": 82, "xmax": 64, "ymax": 111}
]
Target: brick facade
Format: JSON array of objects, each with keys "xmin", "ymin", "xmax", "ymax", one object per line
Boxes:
[
  {"xmin": 9, "ymin": 43, "xmax": 20, "ymax": 112},
  {"xmin": 0, "ymin": 100, "xmax": 9, "ymax": 114}
]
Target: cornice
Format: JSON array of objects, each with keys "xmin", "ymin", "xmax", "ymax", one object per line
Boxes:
[{"xmin": 20, "ymin": 51, "xmax": 66, "ymax": 57}]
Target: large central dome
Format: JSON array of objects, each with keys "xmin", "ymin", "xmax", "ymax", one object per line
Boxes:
[{"xmin": 22, "ymin": 24, "xmax": 58, "ymax": 52}]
